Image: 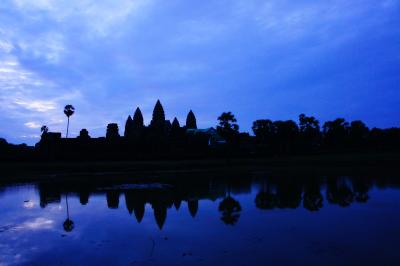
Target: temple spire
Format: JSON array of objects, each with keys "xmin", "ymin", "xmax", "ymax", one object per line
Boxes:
[
  {"xmin": 132, "ymin": 107, "xmax": 144, "ymax": 129},
  {"xmin": 151, "ymin": 100, "xmax": 165, "ymax": 129},
  {"xmin": 186, "ymin": 110, "xmax": 197, "ymax": 129},
  {"xmin": 124, "ymin": 115, "xmax": 133, "ymax": 137},
  {"xmin": 172, "ymin": 117, "xmax": 180, "ymax": 129}
]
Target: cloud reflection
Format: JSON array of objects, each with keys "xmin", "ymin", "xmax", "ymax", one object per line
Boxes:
[{"xmin": 22, "ymin": 217, "xmax": 54, "ymax": 230}]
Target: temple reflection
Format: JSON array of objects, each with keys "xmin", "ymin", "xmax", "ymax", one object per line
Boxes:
[
  {"xmin": 31, "ymin": 175, "xmax": 400, "ymax": 231},
  {"xmin": 106, "ymin": 191, "xmax": 120, "ymax": 209},
  {"xmin": 79, "ymin": 191, "xmax": 90, "ymax": 205},
  {"xmin": 188, "ymin": 200, "xmax": 199, "ymax": 218}
]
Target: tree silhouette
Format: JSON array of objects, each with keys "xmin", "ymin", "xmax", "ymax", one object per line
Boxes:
[
  {"xmin": 299, "ymin": 114, "xmax": 320, "ymax": 133},
  {"xmin": 299, "ymin": 114, "xmax": 320, "ymax": 151},
  {"xmin": 252, "ymin": 119, "xmax": 275, "ymax": 142},
  {"xmin": 40, "ymin": 125, "xmax": 49, "ymax": 136},
  {"xmin": 186, "ymin": 110, "xmax": 197, "ymax": 129},
  {"xmin": 252, "ymin": 119, "xmax": 275, "ymax": 154},
  {"xmin": 217, "ymin": 112, "xmax": 239, "ymax": 142},
  {"xmin": 349, "ymin": 120, "xmax": 369, "ymax": 148},
  {"xmin": 63, "ymin": 105, "xmax": 75, "ymax": 138},
  {"xmin": 41, "ymin": 125, "xmax": 49, "ymax": 134},
  {"xmin": 323, "ymin": 118, "xmax": 349, "ymax": 148},
  {"xmin": 273, "ymin": 120, "xmax": 299, "ymax": 154}
]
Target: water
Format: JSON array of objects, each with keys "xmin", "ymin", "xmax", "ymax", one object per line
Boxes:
[{"xmin": 1, "ymin": 172, "xmax": 400, "ymax": 265}]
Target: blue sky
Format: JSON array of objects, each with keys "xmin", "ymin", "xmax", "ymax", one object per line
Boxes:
[{"xmin": 0, "ymin": 0, "xmax": 399, "ymax": 144}]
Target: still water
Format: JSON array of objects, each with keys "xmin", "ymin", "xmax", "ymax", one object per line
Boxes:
[{"xmin": 1, "ymin": 172, "xmax": 400, "ymax": 265}]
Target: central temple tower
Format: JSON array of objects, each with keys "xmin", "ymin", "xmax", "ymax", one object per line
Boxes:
[{"xmin": 150, "ymin": 100, "xmax": 166, "ymax": 129}]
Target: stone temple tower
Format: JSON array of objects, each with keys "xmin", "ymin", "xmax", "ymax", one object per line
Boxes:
[
  {"xmin": 186, "ymin": 110, "xmax": 197, "ymax": 129},
  {"xmin": 150, "ymin": 100, "xmax": 166, "ymax": 129}
]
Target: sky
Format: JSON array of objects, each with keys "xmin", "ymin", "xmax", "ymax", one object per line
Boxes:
[{"xmin": 0, "ymin": 0, "xmax": 399, "ymax": 145}]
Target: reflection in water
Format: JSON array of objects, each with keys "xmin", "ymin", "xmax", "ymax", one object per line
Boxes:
[
  {"xmin": 188, "ymin": 200, "xmax": 199, "ymax": 218},
  {"xmin": 327, "ymin": 177, "xmax": 354, "ymax": 207},
  {"xmin": 63, "ymin": 193, "xmax": 74, "ymax": 232},
  {"xmin": 219, "ymin": 183, "xmax": 242, "ymax": 225},
  {"xmin": 13, "ymin": 175, "xmax": 399, "ymax": 231},
  {"xmin": 125, "ymin": 190, "xmax": 146, "ymax": 223},
  {"xmin": 255, "ymin": 180, "xmax": 276, "ymax": 210},
  {"xmin": 303, "ymin": 178, "xmax": 323, "ymax": 212},
  {"xmin": 219, "ymin": 196, "xmax": 242, "ymax": 225},
  {"xmin": 79, "ymin": 190, "xmax": 90, "ymax": 205},
  {"xmin": 1, "ymin": 173, "xmax": 400, "ymax": 265},
  {"xmin": 106, "ymin": 191, "xmax": 120, "ymax": 209}
]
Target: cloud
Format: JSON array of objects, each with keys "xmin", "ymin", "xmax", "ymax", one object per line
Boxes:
[
  {"xmin": 9, "ymin": 0, "xmax": 154, "ymax": 36},
  {"xmin": 0, "ymin": 57, "xmax": 85, "ymax": 142},
  {"xmin": 16, "ymin": 100, "xmax": 57, "ymax": 113},
  {"xmin": 232, "ymin": 0, "xmax": 396, "ymax": 42},
  {"xmin": 17, "ymin": 33, "xmax": 65, "ymax": 64},
  {"xmin": 0, "ymin": 40, "xmax": 13, "ymax": 53},
  {"xmin": 22, "ymin": 217, "xmax": 54, "ymax": 230},
  {"xmin": 24, "ymin": 122, "xmax": 41, "ymax": 129}
]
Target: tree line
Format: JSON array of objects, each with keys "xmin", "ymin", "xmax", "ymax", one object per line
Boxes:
[{"xmin": 217, "ymin": 112, "xmax": 400, "ymax": 155}]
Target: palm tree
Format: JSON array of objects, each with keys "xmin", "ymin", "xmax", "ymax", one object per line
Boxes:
[{"xmin": 64, "ymin": 105, "xmax": 75, "ymax": 138}]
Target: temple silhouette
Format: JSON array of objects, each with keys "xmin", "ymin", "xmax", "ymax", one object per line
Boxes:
[
  {"xmin": 35, "ymin": 100, "xmax": 230, "ymax": 160},
  {"xmin": 0, "ymin": 99, "xmax": 399, "ymax": 161}
]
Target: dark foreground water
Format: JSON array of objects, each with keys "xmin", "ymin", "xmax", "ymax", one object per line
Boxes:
[{"xmin": 1, "ymin": 172, "xmax": 400, "ymax": 266}]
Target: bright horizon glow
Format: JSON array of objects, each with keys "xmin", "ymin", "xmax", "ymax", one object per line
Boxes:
[{"xmin": 0, "ymin": 0, "xmax": 399, "ymax": 145}]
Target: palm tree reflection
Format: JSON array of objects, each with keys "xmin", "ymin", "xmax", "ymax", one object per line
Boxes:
[{"xmin": 63, "ymin": 193, "xmax": 74, "ymax": 232}]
